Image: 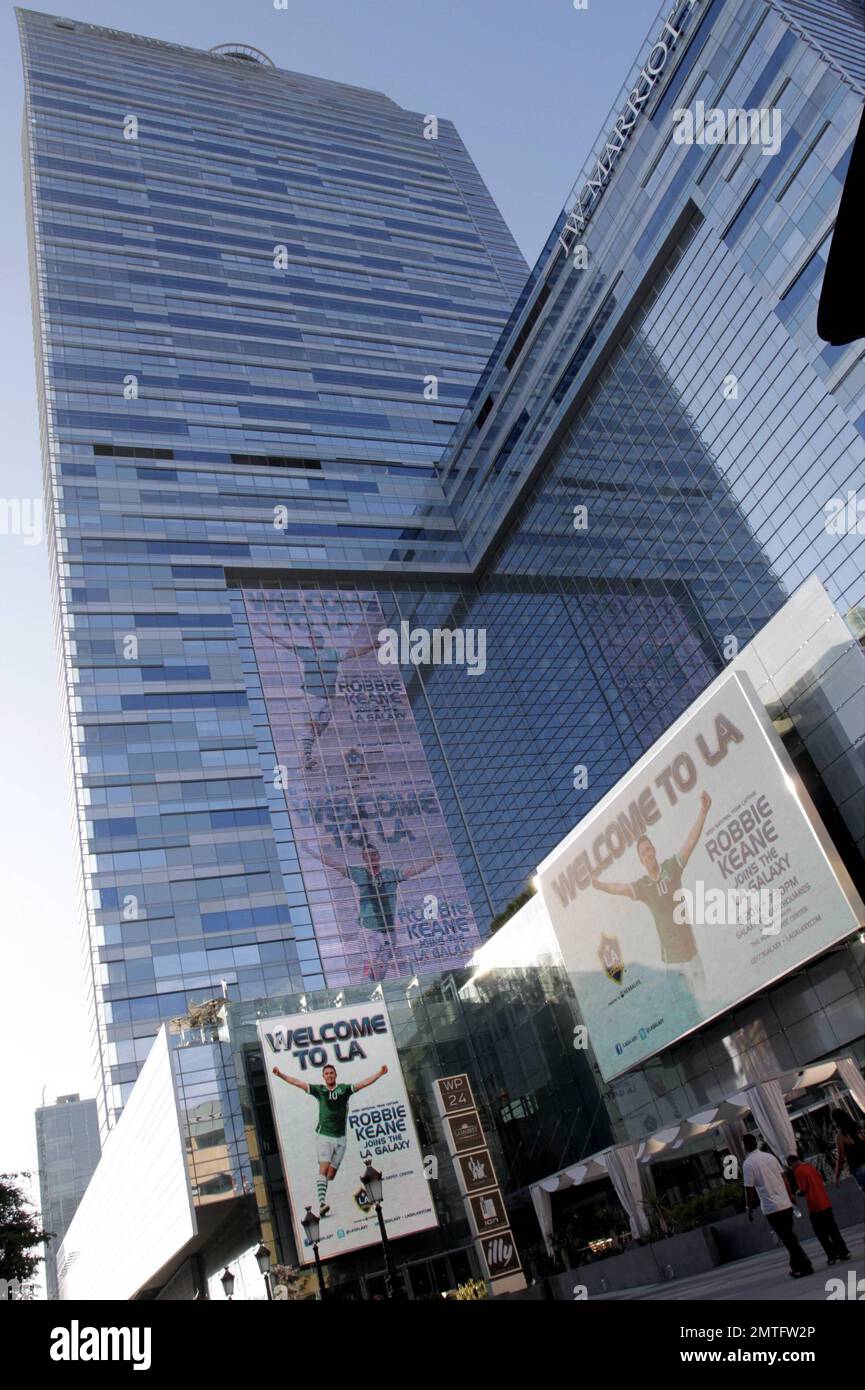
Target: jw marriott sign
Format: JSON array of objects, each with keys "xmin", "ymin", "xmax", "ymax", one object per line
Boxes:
[{"xmin": 558, "ymin": 0, "xmax": 700, "ymax": 255}]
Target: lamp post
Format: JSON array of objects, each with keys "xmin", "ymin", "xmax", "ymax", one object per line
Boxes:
[
  {"xmin": 219, "ymin": 1266, "xmax": 235, "ymax": 1300},
  {"xmin": 360, "ymin": 1160, "xmax": 401, "ymax": 1299},
  {"xmin": 254, "ymin": 1241, "xmax": 274, "ymax": 1300},
  {"xmin": 301, "ymin": 1206, "xmax": 327, "ymax": 1300}
]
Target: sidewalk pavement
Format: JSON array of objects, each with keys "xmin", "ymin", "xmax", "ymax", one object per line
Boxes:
[{"xmin": 593, "ymin": 1222, "xmax": 864, "ymax": 1301}]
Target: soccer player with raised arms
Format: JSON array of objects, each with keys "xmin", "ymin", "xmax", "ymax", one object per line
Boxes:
[
  {"xmin": 591, "ymin": 791, "xmax": 712, "ymax": 999},
  {"xmin": 272, "ymin": 1061, "xmax": 388, "ymax": 1217}
]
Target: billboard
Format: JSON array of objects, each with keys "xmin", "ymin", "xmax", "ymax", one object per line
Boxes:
[
  {"xmin": 245, "ymin": 588, "xmax": 483, "ymax": 985},
  {"xmin": 258, "ymin": 1003, "xmax": 437, "ymax": 1263},
  {"xmin": 538, "ymin": 670, "xmax": 864, "ymax": 1081}
]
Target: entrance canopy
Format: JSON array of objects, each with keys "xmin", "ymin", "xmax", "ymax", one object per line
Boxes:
[{"xmin": 530, "ymin": 1054, "xmax": 865, "ymax": 1249}]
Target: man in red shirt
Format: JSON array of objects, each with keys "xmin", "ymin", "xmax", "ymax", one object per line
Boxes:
[{"xmin": 787, "ymin": 1152, "xmax": 851, "ymax": 1265}]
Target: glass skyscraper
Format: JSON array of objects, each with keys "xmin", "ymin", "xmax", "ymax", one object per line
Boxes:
[
  {"xmin": 18, "ymin": 8, "xmax": 525, "ymax": 1127},
  {"xmin": 420, "ymin": 0, "xmax": 865, "ymax": 910},
  {"xmin": 34, "ymin": 1093, "xmax": 101, "ymax": 1299},
  {"xmin": 20, "ymin": 0, "xmax": 863, "ymax": 1184}
]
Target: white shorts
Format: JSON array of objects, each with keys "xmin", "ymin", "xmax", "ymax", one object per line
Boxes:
[{"xmin": 317, "ymin": 1137, "xmax": 347, "ymax": 1171}]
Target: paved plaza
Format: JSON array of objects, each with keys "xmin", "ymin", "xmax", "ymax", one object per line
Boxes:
[{"xmin": 595, "ymin": 1223, "xmax": 864, "ymax": 1301}]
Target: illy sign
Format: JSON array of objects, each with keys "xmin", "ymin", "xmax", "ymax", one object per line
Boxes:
[
  {"xmin": 558, "ymin": 0, "xmax": 699, "ymax": 254},
  {"xmin": 481, "ymin": 1232, "xmax": 522, "ymax": 1280}
]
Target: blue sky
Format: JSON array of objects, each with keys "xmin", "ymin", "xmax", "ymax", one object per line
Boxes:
[{"xmin": 0, "ymin": 0, "xmax": 663, "ymax": 1175}]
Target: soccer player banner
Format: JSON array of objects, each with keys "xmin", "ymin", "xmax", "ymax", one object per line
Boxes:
[
  {"xmin": 538, "ymin": 670, "xmax": 864, "ymax": 1082},
  {"xmin": 244, "ymin": 587, "xmax": 483, "ymax": 986},
  {"xmin": 258, "ymin": 1003, "xmax": 438, "ymax": 1264}
]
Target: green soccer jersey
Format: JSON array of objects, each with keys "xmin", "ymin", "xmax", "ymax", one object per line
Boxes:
[
  {"xmin": 308, "ymin": 1082, "xmax": 355, "ymax": 1138},
  {"xmin": 347, "ymin": 865, "xmax": 408, "ymax": 934},
  {"xmin": 630, "ymin": 854, "xmax": 697, "ymax": 964},
  {"xmin": 296, "ymin": 645, "xmax": 341, "ymax": 699}
]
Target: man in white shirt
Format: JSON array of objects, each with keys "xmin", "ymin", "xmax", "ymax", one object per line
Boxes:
[{"xmin": 742, "ymin": 1133, "xmax": 813, "ymax": 1277}]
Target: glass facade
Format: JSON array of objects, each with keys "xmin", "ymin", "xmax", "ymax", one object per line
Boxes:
[
  {"xmin": 444, "ymin": 0, "xmax": 864, "ymax": 574},
  {"xmin": 242, "ymin": 586, "xmax": 485, "ymax": 986},
  {"xmin": 19, "ymin": 0, "xmax": 864, "ymax": 1237},
  {"xmin": 34, "ymin": 1094, "xmax": 101, "ymax": 1299},
  {"xmin": 226, "ymin": 910, "xmax": 613, "ymax": 1291},
  {"xmin": 18, "ymin": 8, "xmax": 525, "ymax": 1126},
  {"xmin": 222, "ymin": 864, "xmax": 862, "ymax": 1290},
  {"xmin": 433, "ymin": 0, "xmax": 864, "ymax": 886}
]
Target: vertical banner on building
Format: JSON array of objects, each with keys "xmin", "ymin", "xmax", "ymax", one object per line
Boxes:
[
  {"xmin": 433, "ymin": 1074, "xmax": 525, "ymax": 1294},
  {"xmin": 245, "ymin": 588, "xmax": 483, "ymax": 985},
  {"xmin": 538, "ymin": 670, "xmax": 865, "ymax": 1082},
  {"xmin": 259, "ymin": 1003, "xmax": 437, "ymax": 1264}
]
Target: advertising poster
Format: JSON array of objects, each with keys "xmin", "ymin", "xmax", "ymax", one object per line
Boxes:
[
  {"xmin": 258, "ymin": 1003, "xmax": 437, "ymax": 1264},
  {"xmin": 245, "ymin": 588, "xmax": 482, "ymax": 985},
  {"xmin": 538, "ymin": 671, "xmax": 864, "ymax": 1081}
]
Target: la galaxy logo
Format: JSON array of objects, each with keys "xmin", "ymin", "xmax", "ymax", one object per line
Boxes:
[
  {"xmin": 598, "ymin": 933, "xmax": 625, "ymax": 985},
  {"xmin": 353, "ymin": 1186, "xmax": 373, "ymax": 1214},
  {"xmin": 344, "ymin": 746, "xmax": 367, "ymax": 778}
]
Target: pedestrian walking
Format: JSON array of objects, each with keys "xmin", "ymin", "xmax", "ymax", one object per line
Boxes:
[
  {"xmin": 787, "ymin": 1151, "xmax": 850, "ymax": 1266},
  {"xmin": 743, "ymin": 1133, "xmax": 813, "ymax": 1278},
  {"xmin": 832, "ymin": 1109, "xmax": 865, "ymax": 1193}
]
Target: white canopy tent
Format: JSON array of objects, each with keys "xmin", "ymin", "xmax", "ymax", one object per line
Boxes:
[{"xmin": 530, "ymin": 1054, "xmax": 865, "ymax": 1253}]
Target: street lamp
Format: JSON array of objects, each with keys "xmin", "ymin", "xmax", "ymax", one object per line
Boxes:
[
  {"xmin": 301, "ymin": 1206, "xmax": 327, "ymax": 1300},
  {"xmin": 254, "ymin": 1241, "xmax": 274, "ymax": 1300},
  {"xmin": 219, "ymin": 1266, "xmax": 235, "ymax": 1300},
  {"xmin": 360, "ymin": 1160, "xmax": 401, "ymax": 1299}
]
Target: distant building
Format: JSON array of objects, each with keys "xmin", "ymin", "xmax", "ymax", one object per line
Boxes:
[{"xmin": 34, "ymin": 1094, "xmax": 101, "ymax": 1299}]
